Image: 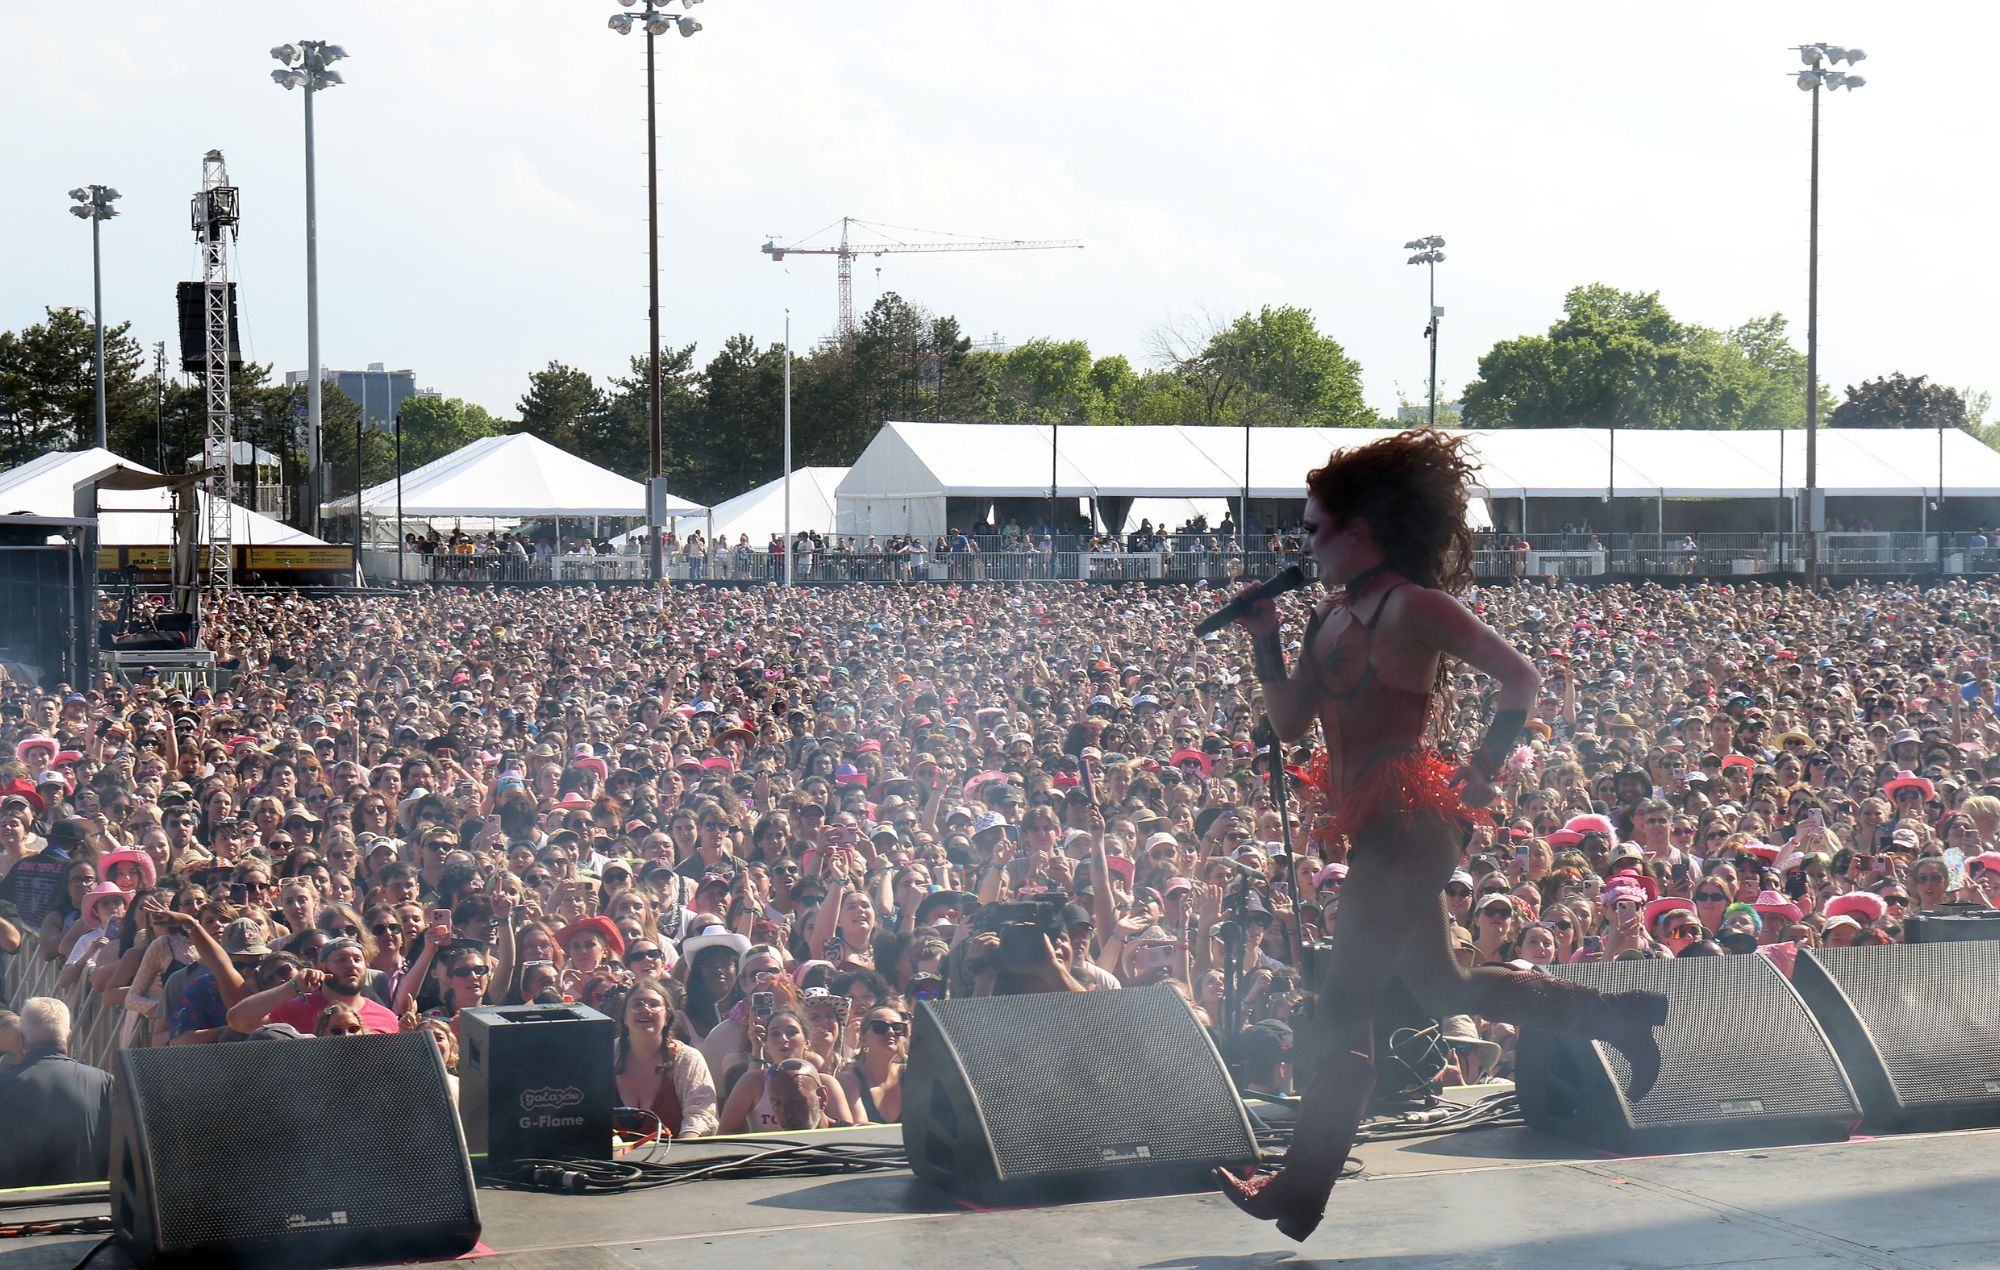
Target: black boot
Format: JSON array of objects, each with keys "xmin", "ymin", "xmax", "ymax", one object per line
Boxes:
[{"xmin": 1215, "ymin": 1049, "xmax": 1375, "ymax": 1243}]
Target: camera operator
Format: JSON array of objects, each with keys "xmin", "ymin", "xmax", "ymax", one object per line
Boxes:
[{"xmin": 958, "ymin": 898, "xmax": 1090, "ymax": 996}]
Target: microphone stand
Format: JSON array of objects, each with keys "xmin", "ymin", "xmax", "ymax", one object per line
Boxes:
[{"xmin": 1255, "ymin": 718, "xmax": 1302, "ymax": 970}]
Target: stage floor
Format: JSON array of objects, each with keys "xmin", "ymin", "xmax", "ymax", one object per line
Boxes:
[{"xmin": 8, "ymin": 1116, "xmax": 2000, "ymax": 1268}]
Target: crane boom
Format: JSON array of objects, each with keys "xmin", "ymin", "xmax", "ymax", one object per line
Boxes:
[{"xmin": 761, "ymin": 215, "xmax": 1082, "ymax": 336}]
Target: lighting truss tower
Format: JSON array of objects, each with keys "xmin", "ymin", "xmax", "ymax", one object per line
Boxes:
[{"xmin": 192, "ymin": 150, "xmax": 240, "ymax": 595}]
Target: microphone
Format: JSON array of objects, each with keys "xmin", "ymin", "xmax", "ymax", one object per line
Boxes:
[
  {"xmin": 1194, "ymin": 565, "xmax": 1310, "ymax": 636},
  {"xmin": 1208, "ymin": 855, "xmax": 1267, "ymax": 881}
]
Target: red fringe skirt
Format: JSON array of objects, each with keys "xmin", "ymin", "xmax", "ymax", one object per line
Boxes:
[{"xmin": 1303, "ymin": 748, "xmax": 1475, "ymax": 857}]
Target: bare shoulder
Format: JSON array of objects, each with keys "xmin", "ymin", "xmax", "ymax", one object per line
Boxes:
[{"xmin": 1380, "ymin": 583, "xmax": 1472, "ymax": 632}]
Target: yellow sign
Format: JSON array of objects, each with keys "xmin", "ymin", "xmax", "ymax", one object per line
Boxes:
[{"xmin": 244, "ymin": 546, "xmax": 354, "ymax": 570}]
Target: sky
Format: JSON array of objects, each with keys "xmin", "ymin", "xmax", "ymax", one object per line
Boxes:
[{"xmin": 4, "ymin": 2, "xmax": 1992, "ymax": 427}]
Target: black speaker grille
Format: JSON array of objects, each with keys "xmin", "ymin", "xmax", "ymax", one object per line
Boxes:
[
  {"xmin": 1546, "ymin": 956, "xmax": 1859, "ymax": 1128},
  {"xmin": 1810, "ymin": 943, "xmax": 2000, "ymax": 1106},
  {"xmin": 122, "ymin": 1033, "xmax": 473, "ymax": 1250},
  {"xmin": 924, "ymin": 987, "xmax": 1248, "ymax": 1180}
]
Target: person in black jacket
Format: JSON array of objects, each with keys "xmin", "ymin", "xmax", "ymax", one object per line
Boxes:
[{"xmin": 0, "ymin": 997, "xmax": 114, "ymax": 1186}]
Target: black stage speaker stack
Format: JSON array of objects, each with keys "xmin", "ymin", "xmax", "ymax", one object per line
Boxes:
[
  {"xmin": 1790, "ymin": 942, "xmax": 2000, "ymax": 1132},
  {"xmin": 1515, "ymin": 956, "xmax": 1862, "ymax": 1153},
  {"xmin": 1905, "ymin": 906, "xmax": 2000, "ymax": 944},
  {"xmin": 459, "ymin": 1002, "xmax": 615, "ymax": 1173},
  {"xmin": 903, "ymin": 986, "xmax": 1256, "ymax": 1204},
  {"xmin": 110, "ymin": 1033, "xmax": 480, "ymax": 1269}
]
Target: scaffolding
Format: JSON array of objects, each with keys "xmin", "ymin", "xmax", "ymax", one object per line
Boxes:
[{"xmin": 192, "ymin": 149, "xmax": 239, "ymax": 594}]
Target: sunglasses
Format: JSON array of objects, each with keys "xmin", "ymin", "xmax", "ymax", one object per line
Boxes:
[
  {"xmin": 1666, "ymin": 924, "xmax": 1702, "ymax": 940},
  {"xmin": 865, "ymin": 1019, "xmax": 910, "ymax": 1038},
  {"xmin": 332, "ymin": 925, "xmax": 360, "ymax": 938},
  {"xmin": 1880, "ymin": 894, "xmax": 1910, "ymax": 907},
  {"xmin": 448, "ymin": 964, "xmax": 491, "ymax": 979},
  {"xmin": 1693, "ymin": 890, "xmax": 1728, "ymax": 903},
  {"xmin": 1445, "ymin": 886, "xmax": 1473, "ymax": 898},
  {"xmin": 1548, "ymin": 920, "xmax": 1574, "ymax": 932},
  {"xmin": 626, "ymin": 947, "xmax": 663, "ymax": 963},
  {"xmin": 371, "ymin": 922, "xmax": 402, "ymax": 936}
]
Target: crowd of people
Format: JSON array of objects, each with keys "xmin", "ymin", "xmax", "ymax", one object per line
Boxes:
[{"xmin": 3, "ymin": 566, "xmax": 1998, "ymax": 1186}]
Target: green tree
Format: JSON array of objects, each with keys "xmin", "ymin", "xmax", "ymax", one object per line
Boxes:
[
  {"xmin": 1461, "ymin": 285, "xmax": 1819, "ymax": 430},
  {"xmin": 0, "ymin": 307, "xmax": 151, "ymax": 465},
  {"xmin": 394, "ymin": 395, "xmax": 505, "ymax": 469},
  {"xmin": 1151, "ymin": 305, "xmax": 1371, "ymax": 426},
  {"xmin": 515, "ymin": 361, "xmax": 607, "ymax": 455},
  {"xmin": 681, "ymin": 334, "xmax": 787, "ymax": 504},
  {"xmin": 1829, "ymin": 373, "xmax": 1970, "ymax": 431},
  {"xmin": 984, "ymin": 338, "xmax": 1098, "ymax": 422},
  {"xmin": 598, "ymin": 345, "xmax": 699, "ymax": 482}
]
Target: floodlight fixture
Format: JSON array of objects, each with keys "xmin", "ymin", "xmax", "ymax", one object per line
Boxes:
[
  {"xmin": 272, "ymin": 43, "xmax": 299, "ymax": 63},
  {"xmin": 678, "ymin": 17, "xmax": 701, "ymax": 36}
]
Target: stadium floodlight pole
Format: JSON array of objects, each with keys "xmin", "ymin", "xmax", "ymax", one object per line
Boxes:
[
  {"xmin": 1405, "ymin": 236, "xmax": 1445, "ymax": 427},
  {"xmin": 1793, "ymin": 42, "xmax": 1867, "ymax": 585},
  {"xmin": 783, "ymin": 309, "xmax": 793, "ymax": 588},
  {"xmin": 272, "ymin": 39, "xmax": 348, "ymax": 536},
  {"xmin": 610, "ymin": 0, "xmax": 704, "ymax": 583},
  {"xmin": 68, "ymin": 185, "xmax": 121, "ymax": 451}
]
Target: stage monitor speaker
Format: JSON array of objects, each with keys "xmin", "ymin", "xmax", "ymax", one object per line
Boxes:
[
  {"xmin": 459, "ymin": 1002, "xmax": 614, "ymax": 1172},
  {"xmin": 1905, "ymin": 907, "xmax": 2000, "ymax": 944},
  {"xmin": 903, "ymin": 986, "xmax": 1255, "ymax": 1204},
  {"xmin": 111, "ymin": 1033, "xmax": 481, "ymax": 1269},
  {"xmin": 1791, "ymin": 942, "xmax": 2000, "ymax": 1132},
  {"xmin": 1516, "ymin": 955, "xmax": 1860, "ymax": 1154}
]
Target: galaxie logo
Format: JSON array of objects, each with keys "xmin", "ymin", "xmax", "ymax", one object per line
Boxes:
[
  {"xmin": 284, "ymin": 1211, "xmax": 349, "ymax": 1230},
  {"xmin": 1097, "ymin": 1143, "xmax": 1153, "ymax": 1164},
  {"xmin": 520, "ymin": 1085, "xmax": 585, "ymax": 1113}
]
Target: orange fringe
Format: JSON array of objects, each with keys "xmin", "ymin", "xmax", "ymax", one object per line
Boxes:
[{"xmin": 1304, "ymin": 748, "xmax": 1475, "ymax": 857}]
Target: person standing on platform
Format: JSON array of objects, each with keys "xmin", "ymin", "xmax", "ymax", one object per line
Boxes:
[
  {"xmin": 1214, "ymin": 431, "xmax": 1669, "ymax": 1242},
  {"xmin": 0, "ymin": 997, "xmax": 114, "ymax": 1186}
]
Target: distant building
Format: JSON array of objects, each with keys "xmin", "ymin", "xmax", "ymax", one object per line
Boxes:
[{"xmin": 285, "ymin": 363, "xmax": 440, "ymax": 432}]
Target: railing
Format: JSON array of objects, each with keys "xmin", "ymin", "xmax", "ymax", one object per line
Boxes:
[{"xmin": 380, "ymin": 533, "xmax": 2000, "ymax": 586}]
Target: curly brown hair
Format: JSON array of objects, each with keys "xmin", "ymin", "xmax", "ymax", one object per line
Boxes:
[{"xmin": 1306, "ymin": 429, "xmax": 1478, "ymax": 593}]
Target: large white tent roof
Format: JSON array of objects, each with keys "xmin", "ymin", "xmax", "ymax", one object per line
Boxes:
[
  {"xmin": 838, "ymin": 422, "xmax": 2000, "ymax": 502},
  {"xmin": 320, "ymin": 433, "xmax": 706, "ymax": 519},
  {"xmin": 709, "ymin": 467, "xmax": 845, "ymax": 542},
  {"xmin": 0, "ymin": 449, "xmax": 324, "ymax": 546}
]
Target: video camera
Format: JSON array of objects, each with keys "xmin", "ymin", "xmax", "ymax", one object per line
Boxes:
[{"xmin": 972, "ymin": 893, "xmax": 1071, "ymax": 970}]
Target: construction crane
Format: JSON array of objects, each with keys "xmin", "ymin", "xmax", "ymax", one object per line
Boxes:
[{"xmin": 761, "ymin": 216, "xmax": 1082, "ymax": 337}]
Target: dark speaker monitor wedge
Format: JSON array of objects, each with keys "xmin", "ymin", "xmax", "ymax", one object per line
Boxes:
[
  {"xmin": 1516, "ymin": 955, "xmax": 1861, "ymax": 1154},
  {"xmin": 111, "ymin": 1033, "xmax": 481, "ymax": 1269},
  {"xmin": 1792, "ymin": 942, "xmax": 2000, "ymax": 1132},
  {"xmin": 903, "ymin": 987, "xmax": 1255, "ymax": 1205},
  {"xmin": 459, "ymin": 1002, "xmax": 615, "ymax": 1173},
  {"xmin": 1905, "ymin": 908, "xmax": 2000, "ymax": 944}
]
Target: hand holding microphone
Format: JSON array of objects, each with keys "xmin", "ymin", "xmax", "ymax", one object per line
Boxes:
[{"xmin": 1195, "ymin": 565, "xmax": 1310, "ymax": 637}]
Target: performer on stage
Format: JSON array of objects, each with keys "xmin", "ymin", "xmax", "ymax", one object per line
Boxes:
[{"xmin": 1216, "ymin": 431, "xmax": 1668, "ymax": 1242}]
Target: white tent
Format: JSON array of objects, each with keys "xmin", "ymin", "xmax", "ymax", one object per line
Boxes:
[
  {"xmin": 319, "ymin": 433, "xmax": 706, "ymax": 520},
  {"xmin": 836, "ymin": 422, "xmax": 2000, "ymax": 538},
  {"xmin": 0, "ymin": 449, "xmax": 324, "ymax": 546},
  {"xmin": 709, "ymin": 467, "xmax": 845, "ymax": 543},
  {"xmin": 184, "ymin": 441, "xmax": 279, "ymax": 469}
]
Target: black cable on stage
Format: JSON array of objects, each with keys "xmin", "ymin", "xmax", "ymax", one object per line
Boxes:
[{"xmin": 484, "ymin": 1139, "xmax": 909, "ymax": 1194}]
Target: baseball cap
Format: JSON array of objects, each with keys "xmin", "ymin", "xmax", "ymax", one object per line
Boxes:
[{"xmin": 222, "ymin": 918, "xmax": 273, "ymax": 957}]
